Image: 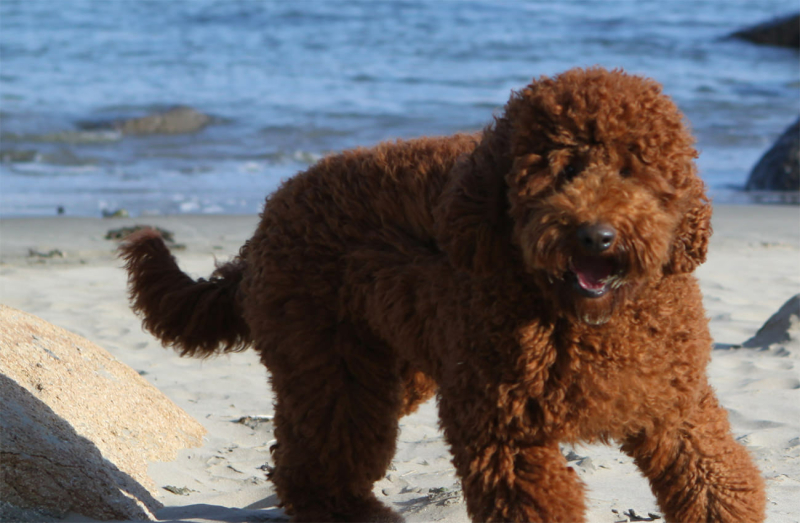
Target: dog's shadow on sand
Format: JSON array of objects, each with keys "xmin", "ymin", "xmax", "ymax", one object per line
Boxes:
[{"xmin": 155, "ymin": 495, "xmax": 288, "ymax": 522}]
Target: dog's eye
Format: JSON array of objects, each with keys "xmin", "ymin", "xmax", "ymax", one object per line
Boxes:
[
  {"xmin": 560, "ymin": 165, "xmax": 578, "ymax": 181},
  {"xmin": 620, "ymin": 167, "xmax": 632, "ymax": 178}
]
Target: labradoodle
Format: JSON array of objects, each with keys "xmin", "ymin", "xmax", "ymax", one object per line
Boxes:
[{"xmin": 121, "ymin": 67, "xmax": 765, "ymax": 523}]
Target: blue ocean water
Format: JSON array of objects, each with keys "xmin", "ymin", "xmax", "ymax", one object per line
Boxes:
[{"xmin": 1, "ymin": 0, "xmax": 797, "ymax": 217}]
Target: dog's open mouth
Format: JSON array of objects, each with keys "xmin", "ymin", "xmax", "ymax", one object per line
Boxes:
[{"xmin": 568, "ymin": 255, "xmax": 621, "ymax": 298}]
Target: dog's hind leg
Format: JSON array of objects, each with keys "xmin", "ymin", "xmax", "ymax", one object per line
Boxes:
[
  {"xmin": 262, "ymin": 323, "xmax": 404, "ymax": 523},
  {"xmin": 621, "ymin": 386, "xmax": 765, "ymax": 523}
]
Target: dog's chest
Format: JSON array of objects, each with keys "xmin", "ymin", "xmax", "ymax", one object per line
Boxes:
[{"xmin": 512, "ymin": 320, "xmax": 672, "ymax": 439}]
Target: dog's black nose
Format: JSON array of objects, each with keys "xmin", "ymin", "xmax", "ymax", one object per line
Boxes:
[{"xmin": 577, "ymin": 223, "xmax": 616, "ymax": 252}]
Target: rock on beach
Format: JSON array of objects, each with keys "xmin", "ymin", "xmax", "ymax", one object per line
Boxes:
[
  {"xmin": 745, "ymin": 118, "xmax": 800, "ymax": 192},
  {"xmin": 743, "ymin": 294, "xmax": 800, "ymax": 348},
  {"xmin": 0, "ymin": 305, "xmax": 206, "ymax": 520}
]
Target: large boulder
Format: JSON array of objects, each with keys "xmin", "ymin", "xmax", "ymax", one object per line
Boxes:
[
  {"xmin": 0, "ymin": 305, "xmax": 206, "ymax": 520},
  {"xmin": 745, "ymin": 118, "xmax": 799, "ymax": 191},
  {"xmin": 731, "ymin": 13, "xmax": 800, "ymax": 49}
]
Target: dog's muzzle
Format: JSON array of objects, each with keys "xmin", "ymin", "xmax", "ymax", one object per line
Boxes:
[
  {"xmin": 568, "ymin": 255, "xmax": 621, "ymax": 298},
  {"xmin": 566, "ymin": 222, "xmax": 624, "ymax": 298}
]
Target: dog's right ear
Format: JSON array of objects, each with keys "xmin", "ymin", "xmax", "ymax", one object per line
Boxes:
[{"xmin": 433, "ymin": 143, "xmax": 512, "ymax": 276}]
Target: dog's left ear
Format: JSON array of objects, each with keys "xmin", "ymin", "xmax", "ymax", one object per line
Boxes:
[
  {"xmin": 664, "ymin": 177, "xmax": 712, "ymax": 274},
  {"xmin": 433, "ymin": 139, "xmax": 512, "ymax": 276}
]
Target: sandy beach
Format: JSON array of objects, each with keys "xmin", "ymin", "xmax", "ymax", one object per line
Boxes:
[{"xmin": 1, "ymin": 203, "xmax": 798, "ymax": 523}]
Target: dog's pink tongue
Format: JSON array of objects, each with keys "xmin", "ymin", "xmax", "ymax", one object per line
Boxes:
[{"xmin": 573, "ymin": 256, "xmax": 615, "ymax": 291}]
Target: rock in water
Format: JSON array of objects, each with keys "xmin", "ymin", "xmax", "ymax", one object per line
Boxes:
[
  {"xmin": 0, "ymin": 305, "xmax": 206, "ymax": 520},
  {"xmin": 731, "ymin": 13, "xmax": 800, "ymax": 49},
  {"xmin": 743, "ymin": 294, "xmax": 800, "ymax": 348},
  {"xmin": 117, "ymin": 106, "xmax": 211, "ymax": 135},
  {"xmin": 745, "ymin": 118, "xmax": 800, "ymax": 192}
]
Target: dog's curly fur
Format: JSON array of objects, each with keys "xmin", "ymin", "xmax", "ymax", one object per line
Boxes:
[{"xmin": 121, "ymin": 68, "xmax": 765, "ymax": 522}]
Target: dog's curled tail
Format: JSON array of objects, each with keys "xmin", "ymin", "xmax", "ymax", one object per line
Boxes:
[{"xmin": 119, "ymin": 228, "xmax": 250, "ymax": 358}]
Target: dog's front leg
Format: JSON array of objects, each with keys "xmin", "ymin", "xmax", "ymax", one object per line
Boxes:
[
  {"xmin": 438, "ymin": 393, "xmax": 586, "ymax": 522},
  {"xmin": 621, "ymin": 385, "xmax": 766, "ymax": 523}
]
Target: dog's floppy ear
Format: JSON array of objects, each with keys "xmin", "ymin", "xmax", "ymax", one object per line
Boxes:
[
  {"xmin": 433, "ymin": 137, "xmax": 512, "ymax": 276},
  {"xmin": 664, "ymin": 177, "xmax": 712, "ymax": 274}
]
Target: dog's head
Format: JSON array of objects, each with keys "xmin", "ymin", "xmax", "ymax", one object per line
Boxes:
[{"xmin": 435, "ymin": 67, "xmax": 711, "ymax": 325}]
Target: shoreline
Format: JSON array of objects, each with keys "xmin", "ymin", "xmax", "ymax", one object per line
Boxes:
[
  {"xmin": 1, "ymin": 202, "xmax": 797, "ymax": 260},
  {"xmin": 1, "ymin": 203, "xmax": 798, "ymax": 522}
]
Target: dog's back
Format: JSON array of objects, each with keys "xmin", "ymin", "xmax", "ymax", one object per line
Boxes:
[
  {"xmin": 235, "ymin": 133, "xmax": 478, "ymax": 346},
  {"xmin": 120, "ymin": 133, "xmax": 478, "ymax": 359}
]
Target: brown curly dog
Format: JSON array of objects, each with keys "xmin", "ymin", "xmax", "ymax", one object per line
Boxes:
[{"xmin": 121, "ymin": 67, "xmax": 765, "ymax": 523}]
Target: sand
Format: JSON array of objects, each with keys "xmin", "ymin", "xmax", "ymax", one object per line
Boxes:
[{"xmin": 1, "ymin": 203, "xmax": 798, "ymax": 523}]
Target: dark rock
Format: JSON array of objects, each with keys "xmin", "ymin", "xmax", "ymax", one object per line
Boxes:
[
  {"xmin": 162, "ymin": 486, "xmax": 196, "ymax": 496},
  {"xmin": 623, "ymin": 508, "xmax": 661, "ymax": 521},
  {"xmin": 745, "ymin": 119, "xmax": 799, "ymax": 191},
  {"xmin": 426, "ymin": 486, "xmax": 463, "ymax": 507},
  {"xmin": 234, "ymin": 415, "xmax": 274, "ymax": 430},
  {"xmin": 731, "ymin": 13, "xmax": 800, "ymax": 49},
  {"xmin": 743, "ymin": 294, "xmax": 800, "ymax": 348}
]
